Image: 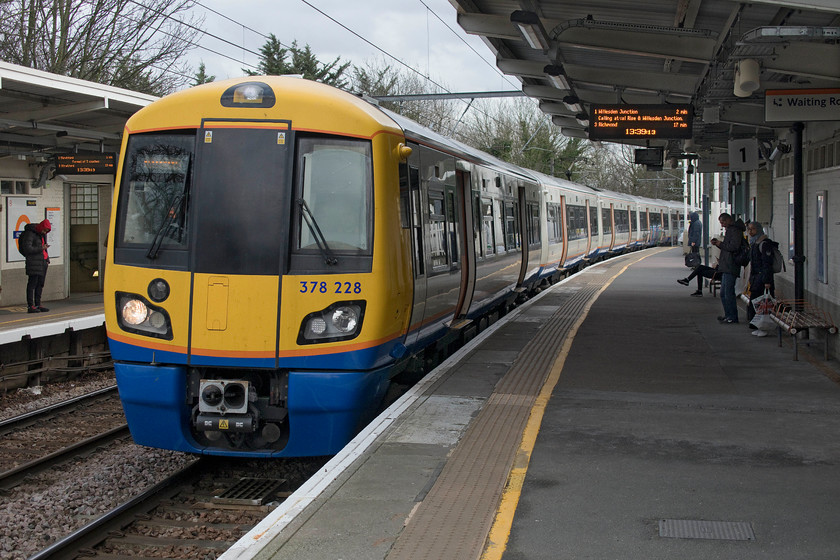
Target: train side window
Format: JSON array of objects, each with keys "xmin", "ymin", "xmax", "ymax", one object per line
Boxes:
[
  {"xmin": 473, "ymin": 191, "xmax": 483, "ymax": 258},
  {"xmin": 481, "ymin": 198, "xmax": 495, "ymax": 255},
  {"xmin": 547, "ymin": 204, "xmax": 561, "ymax": 243},
  {"xmin": 529, "ymin": 203, "xmax": 540, "ymax": 245},
  {"xmin": 630, "ymin": 210, "xmax": 637, "ymax": 232},
  {"xmin": 601, "ymin": 208, "xmax": 612, "ymax": 235},
  {"xmin": 589, "ymin": 205, "xmax": 599, "ymax": 236},
  {"xmin": 504, "ymin": 202, "xmax": 519, "ymax": 251},
  {"xmin": 428, "ymin": 191, "xmax": 448, "ymax": 270},
  {"xmin": 445, "ymin": 189, "xmax": 459, "ymax": 265},
  {"xmin": 399, "ymin": 162, "xmax": 410, "ymax": 229}
]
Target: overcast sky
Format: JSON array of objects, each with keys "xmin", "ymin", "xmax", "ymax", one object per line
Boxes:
[{"xmin": 185, "ymin": 0, "xmax": 520, "ymax": 93}]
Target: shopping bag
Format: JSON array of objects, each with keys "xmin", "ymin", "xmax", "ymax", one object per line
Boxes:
[
  {"xmin": 752, "ymin": 289, "xmax": 775, "ymax": 315},
  {"xmin": 753, "ymin": 312, "xmax": 776, "ymax": 332},
  {"xmin": 752, "ymin": 289, "xmax": 776, "ymax": 332}
]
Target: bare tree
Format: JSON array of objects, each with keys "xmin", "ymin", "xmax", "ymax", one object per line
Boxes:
[
  {"xmin": 583, "ymin": 144, "xmax": 683, "ymax": 200},
  {"xmin": 350, "ymin": 57, "xmax": 460, "ymax": 134},
  {"xmin": 458, "ymin": 98, "xmax": 591, "ymax": 179},
  {"xmin": 0, "ymin": 0, "xmax": 202, "ymax": 95}
]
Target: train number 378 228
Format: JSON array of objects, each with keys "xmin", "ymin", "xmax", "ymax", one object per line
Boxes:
[{"xmin": 299, "ymin": 281, "xmax": 362, "ymax": 294}]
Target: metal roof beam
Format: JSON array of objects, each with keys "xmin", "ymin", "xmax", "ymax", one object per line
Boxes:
[
  {"xmin": 3, "ymin": 99, "xmax": 109, "ymax": 122},
  {"xmin": 370, "ymin": 91, "xmax": 524, "ymax": 102},
  {"xmin": 748, "ymin": 0, "xmax": 840, "ymax": 13},
  {"xmin": 0, "ymin": 117, "xmax": 120, "ymax": 140},
  {"xmin": 563, "ymin": 63, "xmax": 701, "ymax": 95},
  {"xmin": 551, "ymin": 26, "xmax": 716, "ymax": 63},
  {"xmin": 457, "ymin": 13, "xmax": 520, "ymax": 40}
]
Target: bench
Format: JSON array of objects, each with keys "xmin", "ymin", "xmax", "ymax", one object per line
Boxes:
[{"xmin": 768, "ymin": 299, "xmax": 838, "ymax": 360}]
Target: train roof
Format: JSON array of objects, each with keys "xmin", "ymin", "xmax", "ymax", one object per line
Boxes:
[
  {"xmin": 378, "ymin": 105, "xmax": 537, "ymax": 184},
  {"xmin": 124, "ymin": 76, "xmax": 401, "ymax": 139}
]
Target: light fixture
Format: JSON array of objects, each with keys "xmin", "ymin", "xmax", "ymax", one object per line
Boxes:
[
  {"xmin": 552, "ymin": 115, "xmax": 579, "ymax": 128},
  {"xmin": 561, "ymin": 128, "xmax": 588, "ymax": 139},
  {"xmin": 511, "ymin": 11, "xmax": 550, "ymax": 50},
  {"xmin": 543, "ymin": 64, "xmax": 570, "ymax": 89},
  {"xmin": 734, "ymin": 59, "xmax": 760, "ymax": 97}
]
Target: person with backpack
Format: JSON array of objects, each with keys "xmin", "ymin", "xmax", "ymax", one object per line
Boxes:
[
  {"xmin": 18, "ymin": 219, "xmax": 51, "ymax": 313},
  {"xmin": 746, "ymin": 221, "xmax": 777, "ymax": 330},
  {"xmin": 677, "ymin": 211, "xmax": 705, "ymax": 296},
  {"xmin": 710, "ymin": 213, "xmax": 746, "ymax": 324}
]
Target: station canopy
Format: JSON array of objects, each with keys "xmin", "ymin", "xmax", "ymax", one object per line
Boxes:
[
  {"xmin": 0, "ymin": 61, "xmax": 155, "ymax": 162},
  {"xmin": 450, "ymin": 0, "xmax": 840, "ymax": 161}
]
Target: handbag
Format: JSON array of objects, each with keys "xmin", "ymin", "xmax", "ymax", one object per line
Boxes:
[{"xmin": 684, "ymin": 252, "xmax": 700, "ymax": 268}]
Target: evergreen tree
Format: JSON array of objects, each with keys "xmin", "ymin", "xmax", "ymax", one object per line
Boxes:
[
  {"xmin": 246, "ymin": 36, "xmax": 349, "ymax": 88},
  {"xmin": 193, "ymin": 62, "xmax": 215, "ymax": 86}
]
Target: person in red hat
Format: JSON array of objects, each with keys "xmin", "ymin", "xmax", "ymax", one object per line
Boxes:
[{"xmin": 18, "ymin": 219, "xmax": 51, "ymax": 313}]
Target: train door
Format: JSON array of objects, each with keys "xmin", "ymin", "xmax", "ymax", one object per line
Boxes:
[
  {"xmin": 516, "ymin": 186, "xmax": 529, "ymax": 287},
  {"xmin": 401, "ymin": 145, "xmax": 426, "ymax": 350},
  {"xmin": 584, "ymin": 199, "xmax": 593, "ymax": 258},
  {"xmin": 559, "ymin": 196, "xmax": 569, "ymax": 267},
  {"xmin": 451, "ymin": 169, "xmax": 475, "ymax": 324},
  {"xmin": 609, "ymin": 203, "xmax": 616, "ymax": 251},
  {"xmin": 188, "ymin": 121, "xmax": 291, "ymax": 365}
]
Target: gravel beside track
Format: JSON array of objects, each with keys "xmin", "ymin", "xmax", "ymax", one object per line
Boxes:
[
  {"xmin": 0, "ymin": 370, "xmax": 118, "ymax": 421},
  {"xmin": 0, "ymin": 371, "xmax": 196, "ymax": 559}
]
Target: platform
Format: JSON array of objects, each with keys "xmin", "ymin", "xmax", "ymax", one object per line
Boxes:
[
  {"xmin": 0, "ymin": 292, "xmax": 104, "ymax": 345},
  {"xmin": 221, "ymin": 247, "xmax": 840, "ymax": 560}
]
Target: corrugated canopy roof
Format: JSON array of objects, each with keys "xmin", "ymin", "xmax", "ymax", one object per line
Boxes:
[
  {"xmin": 450, "ymin": 0, "xmax": 840, "ymax": 160},
  {"xmin": 0, "ymin": 61, "xmax": 156, "ymax": 160}
]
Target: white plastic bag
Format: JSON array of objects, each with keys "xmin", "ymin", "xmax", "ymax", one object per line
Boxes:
[{"xmin": 752, "ymin": 289, "xmax": 776, "ymax": 332}]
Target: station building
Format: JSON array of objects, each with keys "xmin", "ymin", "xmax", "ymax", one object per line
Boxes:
[{"xmin": 0, "ymin": 61, "xmax": 153, "ymax": 307}]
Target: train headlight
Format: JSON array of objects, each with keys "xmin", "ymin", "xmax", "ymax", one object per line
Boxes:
[
  {"xmin": 331, "ymin": 306, "xmax": 358, "ymax": 333},
  {"xmin": 147, "ymin": 278, "xmax": 170, "ymax": 302},
  {"xmin": 116, "ymin": 292, "xmax": 173, "ymax": 340},
  {"xmin": 122, "ymin": 299, "xmax": 148, "ymax": 325},
  {"xmin": 298, "ymin": 301, "xmax": 366, "ymax": 345}
]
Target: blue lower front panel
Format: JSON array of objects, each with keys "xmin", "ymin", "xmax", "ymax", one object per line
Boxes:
[{"xmin": 115, "ymin": 362, "xmax": 392, "ymax": 457}]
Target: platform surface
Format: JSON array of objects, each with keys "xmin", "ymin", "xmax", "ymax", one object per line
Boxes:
[
  {"xmin": 217, "ymin": 247, "xmax": 840, "ymax": 560},
  {"xmin": 0, "ymin": 292, "xmax": 104, "ymax": 345}
]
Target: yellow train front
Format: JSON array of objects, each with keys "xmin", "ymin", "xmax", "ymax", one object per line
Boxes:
[{"xmin": 105, "ymin": 77, "xmax": 414, "ymax": 457}]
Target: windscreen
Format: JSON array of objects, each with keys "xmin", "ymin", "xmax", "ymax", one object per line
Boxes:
[
  {"xmin": 296, "ymin": 137, "xmax": 372, "ymax": 254},
  {"xmin": 116, "ymin": 133, "xmax": 193, "ymax": 250}
]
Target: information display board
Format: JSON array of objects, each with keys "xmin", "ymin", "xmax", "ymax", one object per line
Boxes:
[
  {"xmin": 55, "ymin": 153, "xmax": 116, "ymax": 174},
  {"xmin": 589, "ymin": 104, "xmax": 693, "ymax": 140}
]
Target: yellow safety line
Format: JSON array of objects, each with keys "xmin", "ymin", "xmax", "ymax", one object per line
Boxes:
[{"xmin": 481, "ymin": 251, "xmax": 660, "ymax": 560}]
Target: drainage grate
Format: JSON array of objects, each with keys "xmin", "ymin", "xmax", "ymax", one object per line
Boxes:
[
  {"xmin": 213, "ymin": 477, "xmax": 286, "ymax": 506},
  {"xmin": 659, "ymin": 519, "xmax": 755, "ymax": 541}
]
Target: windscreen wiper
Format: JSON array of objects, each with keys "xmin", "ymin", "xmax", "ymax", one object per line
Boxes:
[
  {"xmin": 147, "ymin": 194, "xmax": 184, "ymax": 260},
  {"xmin": 297, "ymin": 198, "xmax": 338, "ymax": 266}
]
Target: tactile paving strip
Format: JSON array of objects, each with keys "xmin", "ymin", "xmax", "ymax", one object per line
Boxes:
[{"xmin": 387, "ymin": 252, "xmax": 658, "ymax": 560}]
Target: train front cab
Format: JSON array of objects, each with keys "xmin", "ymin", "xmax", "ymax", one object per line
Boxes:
[{"xmin": 106, "ymin": 78, "xmax": 415, "ymax": 457}]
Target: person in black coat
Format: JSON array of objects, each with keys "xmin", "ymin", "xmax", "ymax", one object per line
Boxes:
[
  {"xmin": 678, "ymin": 211, "xmax": 704, "ymax": 295},
  {"xmin": 710, "ymin": 213, "xmax": 746, "ymax": 324},
  {"xmin": 746, "ymin": 221, "xmax": 776, "ymax": 327},
  {"xmin": 18, "ymin": 219, "xmax": 51, "ymax": 313}
]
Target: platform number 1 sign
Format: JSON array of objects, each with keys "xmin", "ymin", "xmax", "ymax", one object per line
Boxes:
[{"xmin": 728, "ymin": 138, "xmax": 759, "ymax": 171}]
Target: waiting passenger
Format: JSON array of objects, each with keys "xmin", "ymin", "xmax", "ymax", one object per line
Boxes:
[
  {"xmin": 746, "ymin": 221, "xmax": 777, "ymax": 333},
  {"xmin": 710, "ymin": 213, "xmax": 746, "ymax": 324},
  {"xmin": 677, "ymin": 211, "xmax": 704, "ymax": 295},
  {"xmin": 678, "ymin": 263, "xmax": 718, "ymax": 297},
  {"xmin": 18, "ymin": 219, "xmax": 51, "ymax": 313}
]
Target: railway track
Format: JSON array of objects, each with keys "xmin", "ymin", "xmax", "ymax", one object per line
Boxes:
[
  {"xmin": 27, "ymin": 457, "xmax": 323, "ymax": 560},
  {"xmin": 0, "ymin": 386, "xmax": 129, "ymax": 490}
]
